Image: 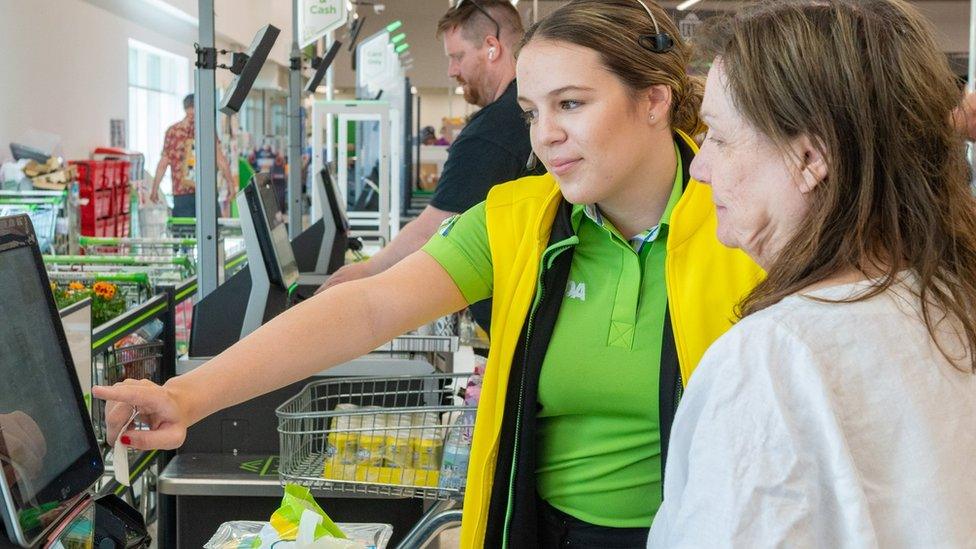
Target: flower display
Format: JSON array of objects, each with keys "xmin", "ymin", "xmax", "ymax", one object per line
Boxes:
[
  {"xmin": 92, "ymin": 281, "xmax": 117, "ymax": 300},
  {"xmin": 51, "ymin": 281, "xmax": 126, "ymax": 327}
]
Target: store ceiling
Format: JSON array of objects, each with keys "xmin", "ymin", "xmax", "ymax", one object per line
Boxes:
[{"xmin": 329, "ymin": 0, "xmax": 972, "ymax": 90}]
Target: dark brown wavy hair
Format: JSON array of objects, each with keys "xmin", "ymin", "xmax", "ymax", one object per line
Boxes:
[
  {"xmin": 702, "ymin": 0, "xmax": 976, "ymax": 372},
  {"xmin": 519, "ymin": 0, "xmax": 704, "ymax": 137}
]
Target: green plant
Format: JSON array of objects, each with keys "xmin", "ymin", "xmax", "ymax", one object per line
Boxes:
[{"xmin": 51, "ymin": 280, "xmax": 127, "ymax": 327}]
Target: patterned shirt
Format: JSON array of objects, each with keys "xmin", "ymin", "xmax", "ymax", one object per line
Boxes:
[{"xmin": 161, "ymin": 117, "xmax": 195, "ymax": 196}]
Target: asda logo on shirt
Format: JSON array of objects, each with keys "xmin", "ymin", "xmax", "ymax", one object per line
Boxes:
[
  {"xmin": 438, "ymin": 215, "xmax": 460, "ymax": 237},
  {"xmin": 566, "ymin": 280, "xmax": 586, "ymax": 301}
]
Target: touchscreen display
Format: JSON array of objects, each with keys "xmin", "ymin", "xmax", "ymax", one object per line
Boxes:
[
  {"xmin": 257, "ymin": 179, "xmax": 299, "ymax": 288},
  {"xmin": 0, "ymin": 245, "xmax": 95, "ymax": 543}
]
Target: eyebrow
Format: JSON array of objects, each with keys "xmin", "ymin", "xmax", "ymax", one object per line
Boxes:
[{"xmin": 517, "ymin": 85, "xmax": 596, "ymax": 104}]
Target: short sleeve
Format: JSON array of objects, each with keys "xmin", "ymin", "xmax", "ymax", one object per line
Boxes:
[
  {"xmin": 430, "ymin": 137, "xmax": 524, "ymax": 213},
  {"xmin": 422, "ymin": 201, "xmax": 493, "ymax": 304},
  {"xmin": 161, "ymin": 127, "xmax": 177, "ymax": 168}
]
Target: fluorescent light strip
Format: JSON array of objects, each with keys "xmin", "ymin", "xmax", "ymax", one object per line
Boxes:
[
  {"xmin": 676, "ymin": 0, "xmax": 702, "ymax": 10},
  {"xmin": 136, "ymin": 0, "xmax": 198, "ymax": 26}
]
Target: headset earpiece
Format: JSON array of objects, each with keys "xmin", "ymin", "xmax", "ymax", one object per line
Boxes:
[
  {"xmin": 488, "ymin": 46, "xmax": 496, "ymax": 60},
  {"xmin": 638, "ymin": 33, "xmax": 674, "ymax": 54},
  {"xmin": 634, "ymin": 0, "xmax": 675, "ymax": 54}
]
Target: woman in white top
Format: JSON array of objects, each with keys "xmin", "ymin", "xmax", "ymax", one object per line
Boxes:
[{"xmin": 649, "ymin": 1, "xmax": 976, "ymax": 547}]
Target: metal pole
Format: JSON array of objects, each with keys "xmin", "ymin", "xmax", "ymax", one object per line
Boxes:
[
  {"xmin": 968, "ymin": 0, "xmax": 975, "ymax": 178},
  {"xmin": 969, "ymin": 0, "xmax": 975, "ymax": 94},
  {"xmin": 195, "ymin": 0, "xmax": 219, "ymax": 298},
  {"xmin": 287, "ymin": 0, "xmax": 303, "ymax": 238}
]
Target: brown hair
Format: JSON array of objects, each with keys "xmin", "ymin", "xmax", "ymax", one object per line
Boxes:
[
  {"xmin": 436, "ymin": 0, "xmax": 525, "ymax": 49},
  {"xmin": 520, "ymin": 0, "xmax": 704, "ymax": 136},
  {"xmin": 703, "ymin": 0, "xmax": 976, "ymax": 372}
]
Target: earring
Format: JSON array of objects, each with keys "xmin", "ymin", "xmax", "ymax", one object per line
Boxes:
[{"xmin": 650, "ymin": 114, "xmax": 656, "ymax": 121}]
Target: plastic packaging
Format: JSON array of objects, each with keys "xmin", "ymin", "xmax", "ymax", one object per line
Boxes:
[
  {"xmin": 203, "ymin": 521, "xmax": 393, "ymax": 549},
  {"xmin": 438, "ymin": 410, "xmax": 475, "ymax": 491}
]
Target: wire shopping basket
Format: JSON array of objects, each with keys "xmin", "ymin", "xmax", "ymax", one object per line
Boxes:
[
  {"xmin": 92, "ymin": 342, "xmax": 163, "ymax": 442},
  {"xmin": 276, "ymin": 373, "xmax": 476, "ymax": 501}
]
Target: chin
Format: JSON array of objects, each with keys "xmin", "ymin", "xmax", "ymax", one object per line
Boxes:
[{"xmin": 715, "ymin": 227, "xmax": 741, "ymax": 251}]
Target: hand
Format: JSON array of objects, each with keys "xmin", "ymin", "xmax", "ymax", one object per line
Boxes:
[
  {"xmin": 317, "ymin": 261, "xmax": 376, "ymax": 294},
  {"xmin": 0, "ymin": 411, "xmax": 46, "ymax": 484},
  {"xmin": 149, "ymin": 188, "xmax": 160, "ymax": 204},
  {"xmin": 91, "ymin": 378, "xmax": 189, "ymax": 451}
]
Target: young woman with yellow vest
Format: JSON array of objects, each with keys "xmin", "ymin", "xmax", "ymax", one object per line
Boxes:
[{"xmin": 94, "ymin": 1, "xmax": 761, "ymax": 547}]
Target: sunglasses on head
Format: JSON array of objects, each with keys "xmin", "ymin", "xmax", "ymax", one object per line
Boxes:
[{"xmin": 453, "ymin": 0, "xmax": 501, "ymax": 40}]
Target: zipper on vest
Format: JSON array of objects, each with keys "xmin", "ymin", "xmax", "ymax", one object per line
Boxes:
[{"xmin": 501, "ymin": 236, "xmax": 577, "ymax": 547}]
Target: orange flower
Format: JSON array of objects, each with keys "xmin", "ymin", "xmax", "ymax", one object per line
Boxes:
[
  {"xmin": 69, "ymin": 281, "xmax": 85, "ymax": 291},
  {"xmin": 92, "ymin": 282, "xmax": 117, "ymax": 300}
]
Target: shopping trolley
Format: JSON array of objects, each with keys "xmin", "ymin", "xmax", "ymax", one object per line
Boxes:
[
  {"xmin": 92, "ymin": 341, "xmax": 164, "ymax": 523},
  {"xmin": 277, "ymin": 371, "xmax": 474, "ymax": 548},
  {"xmin": 92, "ymin": 342, "xmax": 163, "ymax": 442},
  {"xmin": 43, "ymin": 254, "xmax": 195, "ymax": 287},
  {"xmin": 79, "ymin": 236, "xmax": 197, "ymax": 260},
  {"xmin": 0, "ymin": 195, "xmax": 62, "ymax": 253}
]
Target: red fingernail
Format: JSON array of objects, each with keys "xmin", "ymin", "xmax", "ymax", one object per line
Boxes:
[{"xmin": 120, "ymin": 435, "xmax": 131, "ymax": 445}]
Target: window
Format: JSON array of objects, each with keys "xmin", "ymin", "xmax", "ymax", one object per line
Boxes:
[{"xmin": 127, "ymin": 39, "xmax": 190, "ymax": 196}]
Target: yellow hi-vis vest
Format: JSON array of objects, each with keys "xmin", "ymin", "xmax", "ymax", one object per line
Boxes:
[{"xmin": 459, "ymin": 131, "xmax": 763, "ymax": 547}]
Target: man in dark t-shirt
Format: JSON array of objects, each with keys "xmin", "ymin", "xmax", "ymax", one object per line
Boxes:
[{"xmin": 321, "ymin": 0, "xmax": 543, "ymax": 332}]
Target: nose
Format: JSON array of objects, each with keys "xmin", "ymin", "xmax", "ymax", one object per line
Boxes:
[
  {"xmin": 534, "ymin": 112, "xmax": 567, "ymax": 149},
  {"xmin": 689, "ymin": 145, "xmax": 710, "ymax": 186},
  {"xmin": 447, "ymin": 60, "xmax": 460, "ymax": 79}
]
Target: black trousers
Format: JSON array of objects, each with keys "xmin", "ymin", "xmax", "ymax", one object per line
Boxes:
[{"xmin": 537, "ymin": 498, "xmax": 650, "ymax": 548}]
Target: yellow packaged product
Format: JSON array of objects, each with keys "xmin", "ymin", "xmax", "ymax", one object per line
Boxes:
[
  {"xmin": 355, "ymin": 433, "xmax": 386, "ymax": 467},
  {"xmin": 384, "ymin": 430, "xmax": 412, "ymax": 468},
  {"xmin": 411, "ymin": 433, "xmax": 443, "ymax": 471}
]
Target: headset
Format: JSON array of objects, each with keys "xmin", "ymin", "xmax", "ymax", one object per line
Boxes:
[
  {"xmin": 488, "ymin": 46, "xmax": 496, "ymax": 60},
  {"xmin": 634, "ymin": 0, "xmax": 675, "ymax": 54}
]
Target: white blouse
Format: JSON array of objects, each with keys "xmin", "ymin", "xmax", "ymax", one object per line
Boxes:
[{"xmin": 648, "ymin": 279, "xmax": 976, "ymax": 548}]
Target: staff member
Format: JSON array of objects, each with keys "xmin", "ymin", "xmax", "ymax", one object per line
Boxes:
[
  {"xmin": 321, "ymin": 0, "xmax": 544, "ymax": 332},
  {"xmin": 95, "ymin": 1, "xmax": 761, "ymax": 547}
]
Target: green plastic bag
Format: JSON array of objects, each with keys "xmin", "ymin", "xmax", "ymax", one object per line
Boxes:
[{"xmin": 269, "ymin": 484, "xmax": 346, "ymax": 541}]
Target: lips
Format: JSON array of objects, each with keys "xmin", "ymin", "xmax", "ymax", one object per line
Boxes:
[{"xmin": 549, "ymin": 157, "xmax": 582, "ymax": 176}]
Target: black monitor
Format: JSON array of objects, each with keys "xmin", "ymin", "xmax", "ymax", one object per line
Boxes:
[
  {"xmin": 242, "ymin": 174, "xmax": 300, "ymax": 289},
  {"xmin": 304, "ymin": 40, "xmax": 343, "ymax": 94},
  {"xmin": 219, "ymin": 24, "xmax": 281, "ymax": 115},
  {"xmin": 0, "ymin": 215, "xmax": 103, "ymax": 547},
  {"xmin": 293, "ymin": 169, "xmax": 349, "ymax": 275}
]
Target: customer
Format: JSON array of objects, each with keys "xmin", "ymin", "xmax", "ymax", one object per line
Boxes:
[
  {"xmin": 93, "ymin": 1, "xmax": 761, "ymax": 547},
  {"xmin": 150, "ymin": 93, "xmax": 237, "ymax": 218},
  {"xmin": 321, "ymin": 0, "xmax": 543, "ymax": 333},
  {"xmin": 649, "ymin": 1, "xmax": 976, "ymax": 546}
]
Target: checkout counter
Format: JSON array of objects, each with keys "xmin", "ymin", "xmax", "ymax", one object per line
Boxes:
[
  {"xmin": 0, "ymin": 214, "xmax": 149, "ymax": 548},
  {"xmin": 163, "ymin": 175, "xmax": 457, "ymax": 547}
]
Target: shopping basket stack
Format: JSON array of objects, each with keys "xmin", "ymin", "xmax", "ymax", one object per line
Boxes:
[{"xmin": 70, "ymin": 159, "xmax": 131, "ymax": 237}]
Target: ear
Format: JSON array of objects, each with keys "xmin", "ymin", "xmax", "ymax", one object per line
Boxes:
[
  {"xmin": 792, "ymin": 134, "xmax": 828, "ymax": 194},
  {"xmin": 485, "ymin": 35, "xmax": 501, "ymax": 61},
  {"xmin": 644, "ymin": 84, "xmax": 673, "ymax": 124}
]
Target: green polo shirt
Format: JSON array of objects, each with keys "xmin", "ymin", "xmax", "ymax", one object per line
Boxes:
[{"xmin": 423, "ymin": 147, "xmax": 683, "ymax": 528}]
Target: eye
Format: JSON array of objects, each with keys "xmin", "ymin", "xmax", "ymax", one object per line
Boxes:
[
  {"xmin": 705, "ymin": 129, "xmax": 724, "ymax": 146},
  {"xmin": 521, "ymin": 109, "xmax": 538, "ymax": 126},
  {"xmin": 560, "ymin": 100, "xmax": 582, "ymax": 111}
]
